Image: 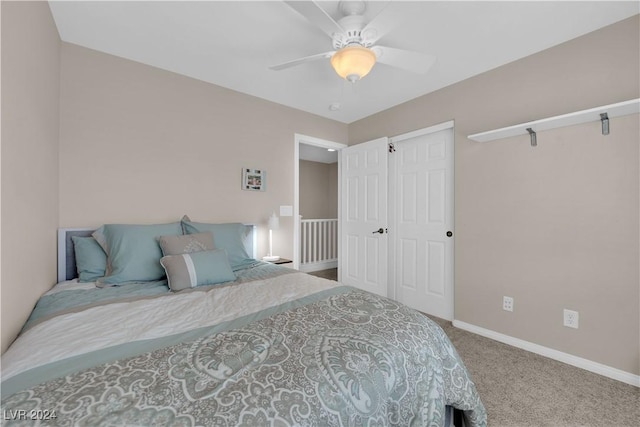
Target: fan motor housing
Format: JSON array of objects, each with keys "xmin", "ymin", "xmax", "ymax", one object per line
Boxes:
[{"xmin": 333, "ymin": 14, "xmax": 369, "ymax": 49}]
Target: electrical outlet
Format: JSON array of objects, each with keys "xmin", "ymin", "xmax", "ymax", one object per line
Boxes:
[
  {"xmin": 503, "ymin": 296, "xmax": 514, "ymax": 312},
  {"xmin": 563, "ymin": 309, "xmax": 579, "ymax": 329}
]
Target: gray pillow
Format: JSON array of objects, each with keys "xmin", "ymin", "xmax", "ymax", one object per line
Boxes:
[
  {"xmin": 160, "ymin": 249, "xmax": 236, "ymax": 292},
  {"xmin": 93, "ymin": 222, "xmax": 183, "ymax": 285},
  {"xmin": 181, "ymin": 220, "xmax": 255, "ymax": 271},
  {"xmin": 158, "ymin": 232, "xmax": 215, "ymax": 256},
  {"xmin": 71, "ymin": 236, "xmax": 107, "ymax": 282}
]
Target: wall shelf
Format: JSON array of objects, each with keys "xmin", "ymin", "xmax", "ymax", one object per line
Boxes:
[{"xmin": 468, "ymin": 98, "xmax": 639, "ymax": 143}]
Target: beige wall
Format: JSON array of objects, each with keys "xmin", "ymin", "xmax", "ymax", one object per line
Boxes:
[
  {"xmin": 328, "ymin": 162, "xmax": 338, "ymax": 218},
  {"xmin": 1, "ymin": 1, "xmax": 61, "ymax": 352},
  {"xmin": 349, "ymin": 16, "xmax": 640, "ymax": 374},
  {"xmin": 59, "ymin": 43, "xmax": 348, "ymax": 261},
  {"xmin": 299, "ymin": 160, "xmax": 338, "ymax": 219}
]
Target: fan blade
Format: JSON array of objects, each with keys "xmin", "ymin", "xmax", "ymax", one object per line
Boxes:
[
  {"xmin": 361, "ymin": 1, "xmax": 415, "ymax": 44},
  {"xmin": 284, "ymin": 1, "xmax": 344, "ymax": 39},
  {"xmin": 373, "ymin": 46, "xmax": 436, "ymax": 74},
  {"xmin": 269, "ymin": 51, "xmax": 335, "ymax": 71}
]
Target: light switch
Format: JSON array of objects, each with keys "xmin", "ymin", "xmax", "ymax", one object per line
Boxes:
[{"xmin": 280, "ymin": 205, "xmax": 293, "ymax": 216}]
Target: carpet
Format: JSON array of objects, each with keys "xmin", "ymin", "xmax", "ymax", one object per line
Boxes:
[{"xmin": 429, "ymin": 316, "xmax": 640, "ymax": 426}]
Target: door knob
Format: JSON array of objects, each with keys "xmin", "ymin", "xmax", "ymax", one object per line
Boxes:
[
  {"xmin": 372, "ymin": 228, "xmax": 384, "ymax": 234},
  {"xmin": 446, "ymin": 231, "xmax": 453, "ymax": 237}
]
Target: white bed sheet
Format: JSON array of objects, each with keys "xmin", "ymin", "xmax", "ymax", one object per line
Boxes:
[{"xmin": 2, "ymin": 272, "xmax": 340, "ymax": 381}]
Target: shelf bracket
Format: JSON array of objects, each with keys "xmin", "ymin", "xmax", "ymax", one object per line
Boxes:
[
  {"xmin": 600, "ymin": 113, "xmax": 610, "ymax": 135},
  {"xmin": 526, "ymin": 128, "xmax": 537, "ymax": 147}
]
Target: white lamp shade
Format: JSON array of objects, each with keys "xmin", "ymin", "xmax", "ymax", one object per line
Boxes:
[
  {"xmin": 268, "ymin": 212, "xmax": 280, "ymax": 230},
  {"xmin": 330, "ymin": 45, "xmax": 377, "ymax": 82},
  {"xmin": 264, "ymin": 212, "xmax": 280, "ymax": 261}
]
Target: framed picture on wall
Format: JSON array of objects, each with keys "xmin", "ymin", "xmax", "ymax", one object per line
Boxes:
[{"xmin": 242, "ymin": 168, "xmax": 266, "ymax": 191}]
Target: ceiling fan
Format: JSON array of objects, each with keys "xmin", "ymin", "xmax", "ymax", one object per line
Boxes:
[{"xmin": 270, "ymin": 0, "xmax": 436, "ymax": 83}]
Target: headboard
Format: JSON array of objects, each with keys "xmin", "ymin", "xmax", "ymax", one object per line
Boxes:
[{"xmin": 57, "ymin": 224, "xmax": 259, "ymax": 283}]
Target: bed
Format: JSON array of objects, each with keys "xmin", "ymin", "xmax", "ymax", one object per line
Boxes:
[{"xmin": 1, "ymin": 219, "xmax": 486, "ymax": 426}]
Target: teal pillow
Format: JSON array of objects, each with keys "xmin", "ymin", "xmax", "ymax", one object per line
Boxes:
[
  {"xmin": 71, "ymin": 236, "xmax": 107, "ymax": 282},
  {"xmin": 93, "ymin": 222, "xmax": 183, "ymax": 285},
  {"xmin": 160, "ymin": 249, "xmax": 236, "ymax": 291},
  {"xmin": 181, "ymin": 220, "xmax": 255, "ymax": 271}
]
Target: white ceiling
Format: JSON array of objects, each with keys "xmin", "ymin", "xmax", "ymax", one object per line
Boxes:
[
  {"xmin": 300, "ymin": 143, "xmax": 339, "ymax": 163},
  {"xmin": 48, "ymin": 1, "xmax": 638, "ymax": 124}
]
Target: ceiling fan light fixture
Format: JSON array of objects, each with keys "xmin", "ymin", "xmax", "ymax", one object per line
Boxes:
[{"xmin": 330, "ymin": 45, "xmax": 376, "ymax": 82}]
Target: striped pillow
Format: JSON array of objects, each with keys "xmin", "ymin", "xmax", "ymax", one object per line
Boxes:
[{"xmin": 160, "ymin": 249, "xmax": 236, "ymax": 292}]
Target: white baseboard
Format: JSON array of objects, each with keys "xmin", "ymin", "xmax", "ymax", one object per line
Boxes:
[
  {"xmin": 299, "ymin": 260, "xmax": 337, "ymax": 273},
  {"xmin": 452, "ymin": 320, "xmax": 640, "ymax": 388}
]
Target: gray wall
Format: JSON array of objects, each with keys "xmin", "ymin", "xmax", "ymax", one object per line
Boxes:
[
  {"xmin": 1, "ymin": 1, "xmax": 61, "ymax": 352},
  {"xmin": 349, "ymin": 16, "xmax": 639, "ymax": 375}
]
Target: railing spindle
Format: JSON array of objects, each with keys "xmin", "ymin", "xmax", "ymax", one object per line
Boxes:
[{"xmin": 299, "ymin": 219, "xmax": 339, "ymax": 267}]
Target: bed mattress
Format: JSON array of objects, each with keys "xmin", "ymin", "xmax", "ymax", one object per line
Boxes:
[{"xmin": 1, "ymin": 263, "xmax": 486, "ymax": 426}]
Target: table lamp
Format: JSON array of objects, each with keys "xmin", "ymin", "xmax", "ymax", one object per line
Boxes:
[{"xmin": 263, "ymin": 212, "xmax": 280, "ymax": 261}]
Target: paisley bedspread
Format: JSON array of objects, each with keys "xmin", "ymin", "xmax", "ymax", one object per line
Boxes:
[{"xmin": 1, "ymin": 265, "xmax": 486, "ymax": 426}]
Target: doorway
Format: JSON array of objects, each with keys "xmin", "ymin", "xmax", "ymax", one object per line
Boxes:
[{"xmin": 293, "ymin": 134, "xmax": 347, "ymax": 272}]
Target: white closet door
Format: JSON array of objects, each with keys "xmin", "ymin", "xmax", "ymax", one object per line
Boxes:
[
  {"xmin": 391, "ymin": 127, "xmax": 454, "ymax": 320},
  {"xmin": 340, "ymin": 137, "xmax": 389, "ymax": 297}
]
